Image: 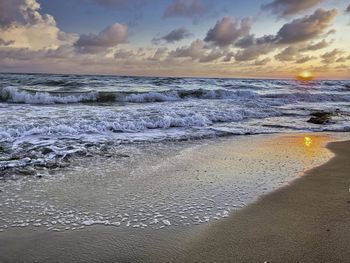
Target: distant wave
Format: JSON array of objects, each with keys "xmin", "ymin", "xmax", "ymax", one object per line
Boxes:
[
  {"xmin": 0, "ymin": 87, "xmax": 259, "ymax": 104},
  {"xmin": 3, "ymin": 86, "xmax": 350, "ymax": 105}
]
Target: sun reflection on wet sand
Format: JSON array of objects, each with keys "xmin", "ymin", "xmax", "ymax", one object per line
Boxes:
[
  {"xmin": 259, "ymin": 134, "xmax": 334, "ymax": 176},
  {"xmin": 304, "ymin": 136, "xmax": 313, "ymax": 147},
  {"xmin": 297, "ymin": 135, "xmax": 330, "ymax": 156}
]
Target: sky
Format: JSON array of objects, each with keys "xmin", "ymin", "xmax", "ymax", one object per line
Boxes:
[{"xmin": 0, "ymin": 0, "xmax": 349, "ymax": 79}]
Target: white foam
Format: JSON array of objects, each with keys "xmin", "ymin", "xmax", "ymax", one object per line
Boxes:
[
  {"xmin": 1, "ymin": 87, "xmax": 97, "ymax": 104},
  {"xmin": 162, "ymin": 220, "xmax": 171, "ymax": 226}
]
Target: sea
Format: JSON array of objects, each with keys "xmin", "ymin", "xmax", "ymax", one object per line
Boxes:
[
  {"xmin": 0, "ymin": 73, "xmax": 350, "ymax": 235},
  {"xmin": 0, "ymin": 73, "xmax": 349, "ymax": 174}
]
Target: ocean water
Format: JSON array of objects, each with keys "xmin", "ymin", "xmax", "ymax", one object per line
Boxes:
[{"xmin": 0, "ymin": 73, "xmax": 349, "ymax": 174}]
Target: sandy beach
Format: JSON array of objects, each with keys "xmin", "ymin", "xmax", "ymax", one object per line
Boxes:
[
  {"xmin": 2, "ymin": 0, "xmax": 350, "ymax": 261},
  {"xmin": 179, "ymin": 139, "xmax": 350, "ymax": 263},
  {"xmin": 0, "ymin": 133, "xmax": 349, "ymax": 263}
]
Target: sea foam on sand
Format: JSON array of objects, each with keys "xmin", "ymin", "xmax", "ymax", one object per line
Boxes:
[{"xmin": 1, "ymin": 133, "xmax": 348, "ymax": 234}]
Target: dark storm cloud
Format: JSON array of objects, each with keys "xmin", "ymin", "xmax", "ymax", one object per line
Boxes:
[
  {"xmin": 347, "ymin": 4, "xmax": 350, "ymax": 13},
  {"xmin": 163, "ymin": 0, "xmax": 207, "ymax": 19},
  {"xmin": 262, "ymin": 0, "xmax": 324, "ymax": 17},
  {"xmin": 204, "ymin": 16, "xmax": 252, "ymax": 47},
  {"xmin": 153, "ymin": 28, "xmax": 192, "ymax": 44},
  {"xmin": 275, "ymin": 8, "xmax": 337, "ymax": 44},
  {"xmin": 75, "ymin": 23, "xmax": 128, "ymax": 53}
]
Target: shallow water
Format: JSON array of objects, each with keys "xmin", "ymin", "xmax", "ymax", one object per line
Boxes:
[
  {"xmin": 1, "ymin": 133, "xmax": 347, "ymax": 234},
  {"xmin": 1, "ymin": 133, "xmax": 349, "ymax": 263}
]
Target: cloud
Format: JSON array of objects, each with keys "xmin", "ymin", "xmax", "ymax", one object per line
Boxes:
[
  {"xmin": 0, "ymin": 38, "xmax": 14, "ymax": 46},
  {"xmin": 231, "ymin": 8, "xmax": 336, "ymax": 62},
  {"xmin": 262, "ymin": 0, "xmax": 324, "ymax": 17},
  {"xmin": 275, "ymin": 46, "xmax": 299, "ymax": 61},
  {"xmin": 254, "ymin": 58, "xmax": 271, "ymax": 66},
  {"xmin": 0, "ymin": 0, "xmax": 76, "ymax": 50},
  {"xmin": 276, "ymin": 8, "xmax": 337, "ymax": 44},
  {"xmin": 231, "ymin": 34, "xmax": 277, "ymax": 61},
  {"xmin": 347, "ymin": 4, "xmax": 350, "ymax": 13},
  {"xmin": 300, "ymin": 39, "xmax": 330, "ymax": 51},
  {"xmin": 295, "ymin": 56, "xmax": 315, "ymax": 64},
  {"xmin": 168, "ymin": 39, "xmax": 224, "ymax": 63},
  {"xmin": 321, "ymin": 49, "xmax": 344, "ymax": 63},
  {"xmin": 0, "ymin": 0, "xmax": 55, "ymax": 27},
  {"xmin": 150, "ymin": 47, "xmax": 168, "ymax": 61},
  {"xmin": 114, "ymin": 49, "xmax": 135, "ymax": 59},
  {"xmin": 198, "ymin": 49, "xmax": 224, "ymax": 63},
  {"xmin": 335, "ymin": 56, "xmax": 349, "ymax": 63},
  {"xmin": 153, "ymin": 27, "xmax": 192, "ymax": 44},
  {"xmin": 163, "ymin": 0, "xmax": 207, "ymax": 19},
  {"xmin": 169, "ymin": 39, "xmax": 205, "ymax": 59},
  {"xmin": 235, "ymin": 35, "xmax": 255, "ymax": 48},
  {"xmin": 204, "ymin": 16, "xmax": 252, "ymax": 47},
  {"xmin": 275, "ymin": 40, "xmax": 330, "ymax": 62},
  {"xmin": 75, "ymin": 23, "xmax": 128, "ymax": 53},
  {"xmin": 234, "ymin": 42, "xmax": 275, "ymax": 62}
]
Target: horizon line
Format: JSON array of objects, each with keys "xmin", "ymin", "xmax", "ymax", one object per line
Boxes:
[{"xmin": 1, "ymin": 71, "xmax": 349, "ymax": 81}]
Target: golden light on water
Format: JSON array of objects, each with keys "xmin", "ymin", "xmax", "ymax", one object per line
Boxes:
[
  {"xmin": 297, "ymin": 71, "xmax": 314, "ymax": 81},
  {"xmin": 304, "ymin": 136, "xmax": 313, "ymax": 147}
]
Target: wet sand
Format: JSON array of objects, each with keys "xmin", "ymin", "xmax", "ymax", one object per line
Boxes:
[
  {"xmin": 0, "ymin": 134, "xmax": 349, "ymax": 263},
  {"xmin": 180, "ymin": 140, "xmax": 350, "ymax": 263}
]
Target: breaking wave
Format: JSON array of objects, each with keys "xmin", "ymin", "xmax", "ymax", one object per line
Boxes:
[
  {"xmin": 1, "ymin": 86, "xmax": 349, "ymax": 105},
  {"xmin": 0, "ymin": 87, "xmax": 261, "ymax": 104},
  {"xmin": 0, "ymin": 87, "xmax": 98, "ymax": 104}
]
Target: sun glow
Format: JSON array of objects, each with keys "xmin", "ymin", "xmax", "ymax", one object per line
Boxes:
[{"xmin": 297, "ymin": 71, "xmax": 314, "ymax": 81}]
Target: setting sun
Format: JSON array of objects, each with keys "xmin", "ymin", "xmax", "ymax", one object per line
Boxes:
[{"xmin": 297, "ymin": 71, "xmax": 314, "ymax": 81}]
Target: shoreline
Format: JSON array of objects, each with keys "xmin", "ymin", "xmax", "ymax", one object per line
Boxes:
[
  {"xmin": 0, "ymin": 133, "xmax": 349, "ymax": 263},
  {"xmin": 179, "ymin": 139, "xmax": 350, "ymax": 262}
]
